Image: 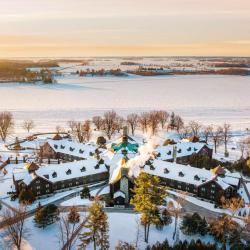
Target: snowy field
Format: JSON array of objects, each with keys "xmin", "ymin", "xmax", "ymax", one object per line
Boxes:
[
  {"xmin": 0, "ymin": 73, "xmax": 249, "ymax": 133},
  {"xmin": 0, "ymin": 212, "xmax": 217, "ymax": 250}
]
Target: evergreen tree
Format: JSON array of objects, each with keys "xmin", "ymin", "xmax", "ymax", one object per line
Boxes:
[
  {"xmin": 181, "ymin": 212, "xmax": 208, "ymax": 236},
  {"xmin": 130, "ymin": 172, "xmax": 167, "ymax": 243},
  {"xmin": 80, "ymin": 186, "xmax": 90, "ymax": 199},
  {"xmin": 34, "ymin": 204, "xmax": 59, "ymax": 228},
  {"xmin": 79, "ymin": 201, "xmax": 109, "ymax": 250},
  {"xmin": 19, "ymin": 188, "xmax": 35, "ymax": 204}
]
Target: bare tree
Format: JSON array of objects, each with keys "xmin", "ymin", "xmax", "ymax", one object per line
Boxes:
[
  {"xmin": 167, "ymin": 193, "xmax": 185, "ymax": 240},
  {"xmin": 73, "ymin": 121, "xmax": 92, "ymax": 143},
  {"xmin": 2, "ymin": 205, "xmax": 29, "ymax": 250},
  {"xmin": 203, "ymin": 125, "xmax": 213, "ymax": 143},
  {"xmin": 178, "ymin": 126, "xmax": 191, "ymax": 140},
  {"xmin": 221, "ymin": 123, "xmax": 232, "ymax": 156},
  {"xmin": 67, "ymin": 120, "xmax": 77, "ymax": 134},
  {"xmin": 58, "ymin": 207, "xmax": 81, "ymax": 250},
  {"xmin": 102, "ymin": 110, "xmax": 118, "ymax": 139},
  {"xmin": 211, "ymin": 126, "xmax": 223, "ymax": 154},
  {"xmin": 220, "ymin": 196, "xmax": 245, "ymax": 217},
  {"xmin": 56, "ymin": 125, "xmax": 64, "ymax": 133},
  {"xmin": 188, "ymin": 120, "xmax": 202, "ymax": 137},
  {"xmin": 92, "ymin": 116, "xmax": 103, "ymax": 130},
  {"xmin": 0, "ymin": 111, "xmax": 14, "ymax": 142},
  {"xmin": 22, "ymin": 119, "xmax": 35, "ymax": 133},
  {"xmin": 238, "ymin": 138, "xmax": 247, "ymax": 159},
  {"xmin": 115, "ymin": 115, "xmax": 125, "ymax": 133},
  {"xmin": 127, "ymin": 113, "xmax": 139, "ymax": 136},
  {"xmin": 174, "ymin": 115, "xmax": 184, "ymax": 133},
  {"xmin": 139, "ymin": 112, "xmax": 149, "ymax": 133},
  {"xmin": 148, "ymin": 111, "xmax": 160, "ymax": 135},
  {"xmin": 157, "ymin": 110, "xmax": 169, "ymax": 129}
]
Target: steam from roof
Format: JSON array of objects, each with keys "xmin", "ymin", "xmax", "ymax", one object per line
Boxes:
[{"xmin": 128, "ymin": 136, "xmax": 159, "ymax": 178}]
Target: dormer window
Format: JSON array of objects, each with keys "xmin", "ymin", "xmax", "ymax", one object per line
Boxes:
[
  {"xmin": 194, "ymin": 175, "xmax": 200, "ymax": 181},
  {"xmin": 66, "ymin": 169, "xmax": 72, "ymax": 175},
  {"xmin": 89, "ymin": 152, "xmax": 94, "ymax": 156},
  {"xmin": 187, "ymin": 147, "xmax": 191, "ymax": 151},
  {"xmin": 157, "ymin": 152, "xmax": 161, "ymax": 157},
  {"xmin": 164, "ymin": 168, "xmax": 169, "ymax": 174},
  {"xmin": 52, "ymin": 172, "xmax": 57, "ymax": 178},
  {"xmin": 194, "ymin": 148, "xmax": 198, "ymax": 152},
  {"xmin": 179, "ymin": 171, "xmax": 184, "ymax": 177},
  {"xmin": 98, "ymin": 159, "xmax": 104, "ymax": 164},
  {"xmin": 54, "ymin": 144, "xmax": 58, "ymax": 149},
  {"xmin": 69, "ymin": 147, "xmax": 75, "ymax": 152},
  {"xmin": 94, "ymin": 164, "xmax": 100, "ymax": 169},
  {"xmin": 167, "ymin": 150, "xmax": 171, "ymax": 155},
  {"xmin": 60, "ymin": 145, "xmax": 65, "ymax": 149},
  {"xmin": 150, "ymin": 165, "xmax": 155, "ymax": 171},
  {"xmin": 43, "ymin": 174, "xmax": 49, "ymax": 179},
  {"xmin": 177, "ymin": 149, "xmax": 182, "ymax": 153},
  {"xmin": 81, "ymin": 166, "xmax": 86, "ymax": 172},
  {"xmin": 79, "ymin": 149, "xmax": 84, "ymax": 154}
]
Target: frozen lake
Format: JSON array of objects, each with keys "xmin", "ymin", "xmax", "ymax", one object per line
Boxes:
[{"xmin": 0, "ymin": 74, "xmax": 249, "ymax": 130}]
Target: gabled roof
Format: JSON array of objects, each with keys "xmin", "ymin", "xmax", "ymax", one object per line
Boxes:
[
  {"xmin": 46, "ymin": 139, "xmax": 100, "ymax": 159},
  {"xmin": 156, "ymin": 142, "xmax": 211, "ymax": 161},
  {"xmin": 25, "ymin": 162, "xmax": 39, "ymax": 172},
  {"xmin": 144, "ymin": 159, "xmax": 240, "ymax": 190}
]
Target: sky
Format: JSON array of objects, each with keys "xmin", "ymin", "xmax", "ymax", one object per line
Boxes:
[{"xmin": 0, "ymin": 0, "xmax": 250, "ymax": 57}]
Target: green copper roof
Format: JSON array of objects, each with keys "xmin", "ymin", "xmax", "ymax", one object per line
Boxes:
[{"xmin": 111, "ymin": 141, "xmax": 138, "ymax": 153}]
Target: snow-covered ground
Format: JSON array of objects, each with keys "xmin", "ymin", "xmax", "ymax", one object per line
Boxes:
[
  {"xmin": 0, "ymin": 73, "xmax": 249, "ymax": 133},
  {"xmin": 3, "ymin": 212, "xmax": 217, "ymax": 250}
]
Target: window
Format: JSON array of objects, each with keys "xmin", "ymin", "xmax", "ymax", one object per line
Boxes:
[
  {"xmin": 52, "ymin": 172, "xmax": 57, "ymax": 178},
  {"xmin": 69, "ymin": 183, "xmax": 72, "ymax": 187},
  {"xmin": 211, "ymin": 184, "xmax": 215, "ymax": 188},
  {"xmin": 54, "ymin": 144, "xmax": 58, "ymax": 149},
  {"xmin": 69, "ymin": 147, "xmax": 75, "ymax": 152},
  {"xmin": 76, "ymin": 182, "xmax": 79, "ymax": 185},
  {"xmin": 66, "ymin": 169, "xmax": 72, "ymax": 175},
  {"xmin": 37, "ymin": 191, "xmax": 41, "ymax": 195},
  {"xmin": 79, "ymin": 149, "xmax": 84, "ymax": 154},
  {"xmin": 164, "ymin": 168, "xmax": 169, "ymax": 174},
  {"xmin": 37, "ymin": 186, "xmax": 40, "ymax": 189},
  {"xmin": 46, "ymin": 189, "xmax": 50, "ymax": 193},
  {"xmin": 61, "ymin": 184, "xmax": 65, "ymax": 188},
  {"xmin": 36, "ymin": 180, "xmax": 40, "ymax": 184},
  {"xmin": 81, "ymin": 167, "xmax": 86, "ymax": 172},
  {"xmin": 178, "ymin": 185, "xmax": 181, "ymax": 189},
  {"xmin": 150, "ymin": 165, "xmax": 155, "ymax": 170},
  {"xmin": 211, "ymin": 189, "xmax": 215, "ymax": 194},
  {"xmin": 194, "ymin": 175, "xmax": 200, "ymax": 181},
  {"xmin": 46, "ymin": 184, "xmax": 50, "ymax": 188},
  {"xmin": 95, "ymin": 165, "xmax": 100, "ymax": 169},
  {"xmin": 201, "ymin": 187, "xmax": 206, "ymax": 191},
  {"xmin": 179, "ymin": 171, "xmax": 184, "ymax": 177}
]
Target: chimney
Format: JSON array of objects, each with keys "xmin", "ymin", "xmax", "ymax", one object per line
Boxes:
[
  {"xmin": 122, "ymin": 126, "xmax": 128, "ymax": 144},
  {"xmin": 173, "ymin": 145, "xmax": 177, "ymax": 163},
  {"xmin": 123, "ymin": 126, "xmax": 128, "ymax": 136}
]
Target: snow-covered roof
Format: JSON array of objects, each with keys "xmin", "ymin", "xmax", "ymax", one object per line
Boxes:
[
  {"xmin": 144, "ymin": 159, "xmax": 213, "ymax": 186},
  {"xmin": 35, "ymin": 159, "xmax": 108, "ymax": 183},
  {"xmin": 14, "ymin": 159, "xmax": 108, "ymax": 185},
  {"xmin": 144, "ymin": 159, "xmax": 238, "ymax": 190},
  {"xmin": 113, "ymin": 190, "xmax": 125, "ymax": 199},
  {"xmin": 46, "ymin": 139, "xmax": 100, "ymax": 159},
  {"xmin": 23, "ymin": 172, "xmax": 37, "ymax": 185},
  {"xmin": 101, "ymin": 150, "xmax": 136, "ymax": 183},
  {"xmin": 156, "ymin": 142, "xmax": 210, "ymax": 161}
]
